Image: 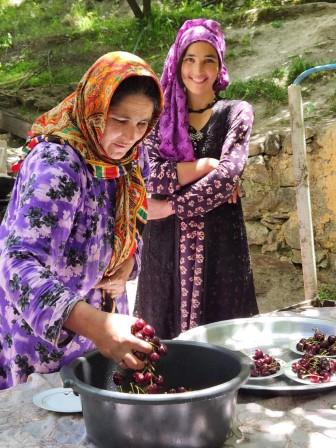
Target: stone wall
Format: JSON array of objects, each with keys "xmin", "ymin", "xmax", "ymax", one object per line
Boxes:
[
  {"xmin": 1, "ymin": 122, "xmax": 336, "ymax": 313},
  {"xmin": 243, "ymin": 120, "xmax": 336, "ymax": 312}
]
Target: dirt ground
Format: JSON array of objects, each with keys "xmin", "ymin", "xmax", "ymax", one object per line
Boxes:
[
  {"xmin": 225, "ymin": 1, "xmax": 336, "ymax": 133},
  {"xmin": 1, "ymin": 2, "xmax": 336, "ymax": 135}
]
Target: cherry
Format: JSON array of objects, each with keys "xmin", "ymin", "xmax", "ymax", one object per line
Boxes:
[
  {"xmin": 149, "ymin": 352, "xmax": 160, "ymax": 363},
  {"xmin": 177, "ymin": 386, "xmax": 187, "ymax": 393},
  {"xmin": 158, "ymin": 343, "xmax": 168, "ymax": 356},
  {"xmin": 253, "ymin": 349, "xmax": 264, "ymax": 360},
  {"xmin": 309, "ymin": 374, "xmax": 320, "ymax": 384},
  {"xmin": 154, "ymin": 374, "xmax": 164, "ymax": 385},
  {"xmin": 151, "ymin": 336, "xmax": 161, "ymax": 347},
  {"xmin": 133, "ymin": 318, "xmax": 146, "ymax": 331},
  {"xmin": 112, "ymin": 372, "xmax": 125, "ymax": 386},
  {"xmin": 133, "ymin": 372, "xmax": 145, "ymax": 384},
  {"xmin": 250, "ymin": 349, "xmax": 281, "ymax": 377},
  {"xmin": 142, "ymin": 324, "xmax": 155, "ymax": 338},
  {"xmin": 328, "ymin": 335, "xmax": 336, "ymax": 345},
  {"xmin": 112, "ymin": 317, "xmax": 191, "ymax": 394},
  {"xmin": 146, "ymin": 383, "xmax": 160, "ymax": 394},
  {"xmin": 143, "ymin": 372, "xmax": 153, "ymax": 383}
]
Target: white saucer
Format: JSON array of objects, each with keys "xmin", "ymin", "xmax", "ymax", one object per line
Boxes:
[
  {"xmin": 288, "ymin": 340, "xmax": 336, "ymax": 358},
  {"xmin": 33, "ymin": 387, "xmax": 82, "ymax": 413},
  {"xmin": 248, "ymin": 358, "xmax": 285, "ymax": 381},
  {"xmin": 283, "ymin": 358, "xmax": 336, "ymax": 385}
]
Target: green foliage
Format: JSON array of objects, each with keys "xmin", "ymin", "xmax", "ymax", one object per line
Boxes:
[
  {"xmin": 330, "ymin": 91, "xmax": 336, "ymax": 115},
  {"xmin": 318, "ymin": 286, "xmax": 336, "ymax": 303},
  {"xmin": 0, "ymin": 59, "xmax": 37, "ymax": 87},
  {"xmin": 0, "ymin": 0, "xmax": 334, "ymax": 109},
  {"xmin": 271, "ymin": 20, "xmax": 283, "ymax": 28},
  {"xmin": 0, "ymin": 31, "xmax": 12, "ymax": 49},
  {"xmin": 286, "ymin": 56, "xmax": 317, "ymax": 85},
  {"xmin": 270, "ymin": 55, "xmax": 336, "ymax": 89},
  {"xmin": 223, "ymin": 78, "xmax": 287, "ymax": 103}
]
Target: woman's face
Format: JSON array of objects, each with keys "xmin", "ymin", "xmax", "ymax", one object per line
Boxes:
[
  {"xmin": 181, "ymin": 41, "xmax": 219, "ymax": 96},
  {"xmin": 101, "ymin": 93, "xmax": 154, "ymax": 160}
]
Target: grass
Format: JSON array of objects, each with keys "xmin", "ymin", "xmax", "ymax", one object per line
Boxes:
[
  {"xmin": 223, "ymin": 78, "xmax": 287, "ymax": 104},
  {"xmin": 0, "ymin": 0, "xmax": 335, "ymax": 116},
  {"xmin": 331, "ymin": 92, "xmax": 336, "ymax": 115},
  {"xmin": 318, "ymin": 286, "xmax": 336, "ymax": 303}
]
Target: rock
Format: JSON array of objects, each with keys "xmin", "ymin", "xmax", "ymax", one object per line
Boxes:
[
  {"xmin": 246, "ymin": 221, "xmax": 269, "ymax": 246},
  {"xmin": 291, "ymin": 249, "xmax": 302, "ymax": 264},
  {"xmin": 316, "ymin": 249, "xmax": 329, "ymax": 269},
  {"xmin": 245, "ymin": 155, "xmax": 272, "ymax": 185},
  {"xmin": 260, "ymin": 213, "xmax": 289, "ymax": 230},
  {"xmin": 264, "ymin": 132, "xmax": 281, "ymax": 156},
  {"xmin": 272, "ymin": 153, "xmax": 296, "ymax": 187},
  {"xmin": 282, "ymin": 213, "xmax": 300, "ymax": 250},
  {"xmin": 249, "ymin": 134, "xmax": 265, "ymax": 156},
  {"xmin": 251, "ymin": 252, "xmax": 304, "ymax": 312}
]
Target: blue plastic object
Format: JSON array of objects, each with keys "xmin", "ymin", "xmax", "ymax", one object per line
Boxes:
[{"xmin": 293, "ymin": 63, "xmax": 336, "ymax": 85}]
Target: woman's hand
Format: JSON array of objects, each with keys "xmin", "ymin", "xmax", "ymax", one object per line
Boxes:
[
  {"xmin": 64, "ymin": 302, "xmax": 152, "ymax": 370},
  {"xmin": 228, "ymin": 183, "xmax": 242, "ymax": 204},
  {"xmin": 96, "ymin": 256, "xmax": 135, "ymax": 298},
  {"xmin": 147, "ymin": 197, "xmax": 174, "ymax": 220},
  {"xmin": 91, "ymin": 313, "xmax": 152, "ymax": 369}
]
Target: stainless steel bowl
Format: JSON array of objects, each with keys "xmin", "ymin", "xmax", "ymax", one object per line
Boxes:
[{"xmin": 176, "ymin": 315, "xmax": 336, "ymax": 395}]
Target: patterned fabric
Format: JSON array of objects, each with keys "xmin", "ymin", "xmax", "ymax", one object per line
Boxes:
[
  {"xmin": 135, "ymin": 100, "xmax": 258, "ymax": 339},
  {"xmin": 0, "ymin": 142, "xmax": 149, "ymax": 388},
  {"xmin": 159, "ymin": 18, "xmax": 229, "ymax": 161},
  {"xmin": 0, "ymin": 52, "xmax": 160, "ymax": 389},
  {"xmin": 29, "ymin": 51, "xmax": 163, "ymax": 277}
]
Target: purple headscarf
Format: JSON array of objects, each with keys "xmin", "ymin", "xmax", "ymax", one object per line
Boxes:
[{"xmin": 159, "ymin": 18, "xmax": 229, "ymax": 162}]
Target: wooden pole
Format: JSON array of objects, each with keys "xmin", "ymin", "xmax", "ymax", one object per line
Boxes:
[{"xmin": 288, "ymin": 84, "xmax": 318, "ymax": 301}]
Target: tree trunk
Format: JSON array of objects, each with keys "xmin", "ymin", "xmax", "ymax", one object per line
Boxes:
[
  {"xmin": 126, "ymin": 0, "xmax": 151, "ymax": 19},
  {"xmin": 143, "ymin": 0, "xmax": 151, "ymax": 17}
]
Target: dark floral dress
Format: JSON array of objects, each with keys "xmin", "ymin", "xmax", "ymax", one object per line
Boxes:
[
  {"xmin": 135, "ymin": 100, "xmax": 259, "ymax": 339},
  {"xmin": 0, "ymin": 142, "xmax": 146, "ymax": 389}
]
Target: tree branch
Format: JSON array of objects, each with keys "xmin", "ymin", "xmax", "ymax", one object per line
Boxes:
[{"xmin": 126, "ymin": 0, "xmax": 144, "ymax": 19}]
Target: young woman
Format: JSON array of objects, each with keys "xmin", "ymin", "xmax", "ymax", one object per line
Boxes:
[
  {"xmin": 135, "ymin": 19, "xmax": 259, "ymax": 339},
  {"xmin": 0, "ymin": 51, "xmax": 163, "ymax": 389}
]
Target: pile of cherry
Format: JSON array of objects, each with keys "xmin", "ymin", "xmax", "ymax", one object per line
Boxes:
[
  {"xmin": 292, "ymin": 328, "xmax": 336, "ymax": 383},
  {"xmin": 112, "ymin": 318, "xmax": 189, "ymax": 394},
  {"xmin": 291, "ymin": 354, "xmax": 336, "ymax": 383},
  {"xmin": 296, "ymin": 328, "xmax": 336, "ymax": 356},
  {"xmin": 250, "ymin": 349, "xmax": 281, "ymax": 377}
]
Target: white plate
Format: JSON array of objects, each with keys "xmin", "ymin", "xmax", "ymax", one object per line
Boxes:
[
  {"xmin": 33, "ymin": 387, "xmax": 82, "ymax": 413},
  {"xmin": 288, "ymin": 340, "xmax": 336, "ymax": 358},
  {"xmin": 283, "ymin": 358, "xmax": 336, "ymax": 385},
  {"xmin": 248, "ymin": 358, "xmax": 285, "ymax": 381}
]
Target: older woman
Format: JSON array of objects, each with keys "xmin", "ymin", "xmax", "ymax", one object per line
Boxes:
[{"xmin": 0, "ymin": 51, "xmax": 163, "ymax": 389}]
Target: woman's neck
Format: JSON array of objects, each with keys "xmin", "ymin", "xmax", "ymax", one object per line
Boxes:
[{"xmin": 187, "ymin": 92, "xmax": 216, "ymax": 112}]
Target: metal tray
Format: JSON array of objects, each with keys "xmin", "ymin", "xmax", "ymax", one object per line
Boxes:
[{"xmin": 176, "ymin": 315, "xmax": 336, "ymax": 395}]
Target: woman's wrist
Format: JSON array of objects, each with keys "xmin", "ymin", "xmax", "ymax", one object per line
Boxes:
[{"xmin": 63, "ymin": 300, "xmax": 105, "ymax": 342}]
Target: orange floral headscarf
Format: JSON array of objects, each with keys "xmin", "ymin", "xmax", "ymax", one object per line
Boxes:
[{"xmin": 28, "ymin": 51, "xmax": 163, "ymax": 276}]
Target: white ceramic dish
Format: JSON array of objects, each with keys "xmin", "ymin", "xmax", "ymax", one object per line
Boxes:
[
  {"xmin": 33, "ymin": 387, "xmax": 82, "ymax": 413},
  {"xmin": 288, "ymin": 340, "xmax": 336, "ymax": 358},
  {"xmin": 248, "ymin": 358, "xmax": 285, "ymax": 381},
  {"xmin": 283, "ymin": 358, "xmax": 336, "ymax": 386}
]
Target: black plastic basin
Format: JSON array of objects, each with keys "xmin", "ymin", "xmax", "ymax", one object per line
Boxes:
[{"xmin": 61, "ymin": 340, "xmax": 250, "ymax": 448}]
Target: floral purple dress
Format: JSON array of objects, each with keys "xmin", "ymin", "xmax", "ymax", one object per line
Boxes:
[
  {"xmin": 0, "ymin": 142, "xmax": 147, "ymax": 389},
  {"xmin": 135, "ymin": 100, "xmax": 259, "ymax": 339}
]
